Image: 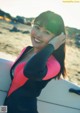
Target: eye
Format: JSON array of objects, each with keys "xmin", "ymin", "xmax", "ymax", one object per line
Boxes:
[
  {"xmin": 34, "ymin": 25, "xmax": 40, "ymax": 30},
  {"xmin": 44, "ymin": 31, "xmax": 51, "ymax": 35}
]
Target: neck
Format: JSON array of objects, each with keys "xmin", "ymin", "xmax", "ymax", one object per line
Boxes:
[{"xmin": 33, "ymin": 47, "xmax": 41, "ymax": 53}]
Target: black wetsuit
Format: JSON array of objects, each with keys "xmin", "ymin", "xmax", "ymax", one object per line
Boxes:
[{"xmin": 4, "ymin": 44, "xmax": 56, "ymax": 113}]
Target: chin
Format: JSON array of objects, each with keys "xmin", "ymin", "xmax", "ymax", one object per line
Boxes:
[{"xmin": 33, "ymin": 46, "xmax": 43, "ymax": 53}]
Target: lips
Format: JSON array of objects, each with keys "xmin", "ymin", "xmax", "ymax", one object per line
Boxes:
[
  {"xmin": 34, "ymin": 38, "xmax": 41, "ymax": 43},
  {"xmin": 33, "ymin": 37, "xmax": 42, "ymax": 43}
]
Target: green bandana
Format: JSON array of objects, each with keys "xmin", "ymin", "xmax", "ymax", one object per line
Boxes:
[{"xmin": 34, "ymin": 11, "xmax": 65, "ymax": 35}]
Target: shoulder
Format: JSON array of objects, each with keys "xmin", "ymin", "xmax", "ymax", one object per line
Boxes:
[{"xmin": 21, "ymin": 46, "xmax": 33, "ymax": 53}]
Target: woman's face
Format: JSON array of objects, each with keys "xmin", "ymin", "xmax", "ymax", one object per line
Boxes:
[{"xmin": 31, "ymin": 24, "xmax": 55, "ymax": 52}]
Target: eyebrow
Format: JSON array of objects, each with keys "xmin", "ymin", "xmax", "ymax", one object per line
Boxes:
[
  {"xmin": 34, "ymin": 22, "xmax": 40, "ymax": 26},
  {"xmin": 44, "ymin": 29, "xmax": 54, "ymax": 35}
]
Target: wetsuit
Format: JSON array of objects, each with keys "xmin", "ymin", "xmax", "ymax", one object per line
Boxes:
[{"xmin": 4, "ymin": 44, "xmax": 60, "ymax": 113}]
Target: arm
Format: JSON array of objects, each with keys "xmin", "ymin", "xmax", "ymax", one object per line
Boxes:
[
  {"xmin": 23, "ymin": 33, "xmax": 66, "ymax": 80},
  {"xmin": 23, "ymin": 44, "xmax": 54, "ymax": 80}
]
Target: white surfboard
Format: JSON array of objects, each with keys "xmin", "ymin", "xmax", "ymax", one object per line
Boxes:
[
  {"xmin": 0, "ymin": 59, "xmax": 13, "ymax": 104},
  {"xmin": 37, "ymin": 79, "xmax": 80, "ymax": 113},
  {"xmin": 0, "ymin": 58, "xmax": 80, "ymax": 113}
]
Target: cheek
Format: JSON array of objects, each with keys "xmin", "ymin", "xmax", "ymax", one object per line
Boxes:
[
  {"xmin": 31, "ymin": 29, "xmax": 36, "ymax": 36},
  {"xmin": 31, "ymin": 29, "xmax": 34, "ymax": 38},
  {"xmin": 44, "ymin": 37, "xmax": 52, "ymax": 43}
]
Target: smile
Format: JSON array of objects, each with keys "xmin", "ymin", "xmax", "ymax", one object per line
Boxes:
[{"xmin": 34, "ymin": 38, "xmax": 42, "ymax": 43}]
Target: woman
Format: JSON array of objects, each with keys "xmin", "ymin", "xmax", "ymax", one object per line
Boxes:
[{"xmin": 4, "ymin": 11, "xmax": 66, "ymax": 113}]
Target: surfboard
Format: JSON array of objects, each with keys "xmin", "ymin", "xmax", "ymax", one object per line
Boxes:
[
  {"xmin": 0, "ymin": 59, "xmax": 13, "ymax": 104},
  {"xmin": 0, "ymin": 58, "xmax": 80, "ymax": 113},
  {"xmin": 37, "ymin": 79, "xmax": 80, "ymax": 113}
]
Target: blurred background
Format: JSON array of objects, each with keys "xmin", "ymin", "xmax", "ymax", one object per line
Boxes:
[{"xmin": 0, "ymin": 0, "xmax": 80, "ymax": 85}]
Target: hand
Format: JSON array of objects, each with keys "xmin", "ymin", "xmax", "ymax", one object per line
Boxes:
[{"xmin": 48, "ymin": 32, "xmax": 66, "ymax": 50}]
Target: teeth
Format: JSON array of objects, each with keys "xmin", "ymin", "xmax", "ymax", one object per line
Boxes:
[{"xmin": 35, "ymin": 38, "xmax": 41, "ymax": 43}]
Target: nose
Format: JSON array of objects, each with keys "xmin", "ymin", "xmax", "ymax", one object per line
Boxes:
[{"xmin": 36, "ymin": 31, "xmax": 42, "ymax": 38}]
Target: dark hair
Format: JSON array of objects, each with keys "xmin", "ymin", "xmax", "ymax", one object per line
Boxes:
[
  {"xmin": 34, "ymin": 11, "xmax": 66, "ymax": 78},
  {"xmin": 53, "ymin": 43, "xmax": 66, "ymax": 79}
]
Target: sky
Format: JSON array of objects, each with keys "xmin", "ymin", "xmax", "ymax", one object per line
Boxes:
[{"xmin": 0, "ymin": 0, "xmax": 80, "ymax": 29}]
